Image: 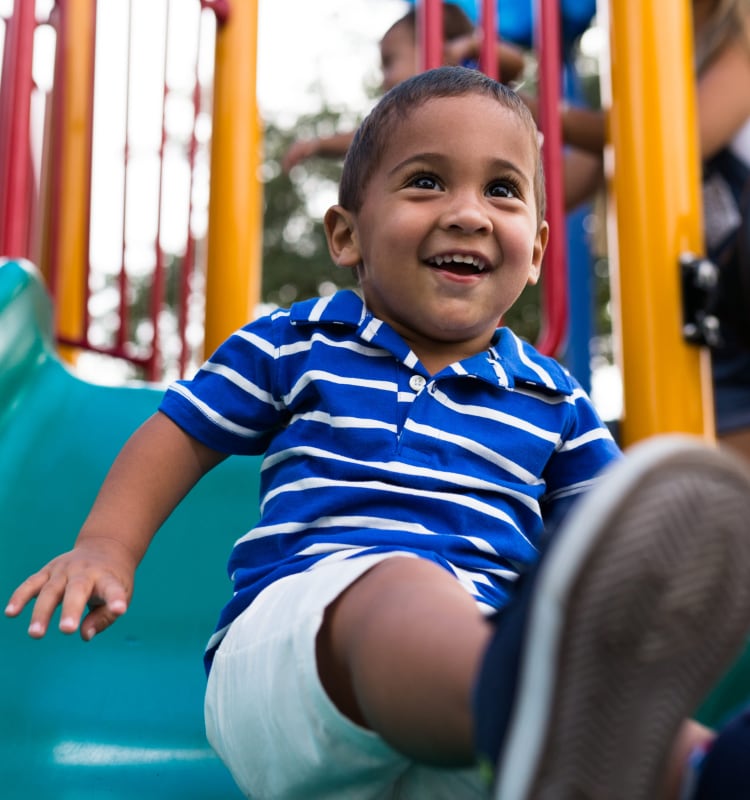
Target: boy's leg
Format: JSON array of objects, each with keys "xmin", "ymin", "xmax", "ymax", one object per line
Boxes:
[
  {"xmin": 473, "ymin": 435, "xmax": 750, "ymax": 800},
  {"xmin": 283, "ymin": 435, "xmax": 750, "ymax": 799},
  {"xmin": 205, "ymin": 551, "xmax": 489, "ymax": 799},
  {"xmin": 317, "ymin": 555, "xmax": 493, "ymax": 765}
]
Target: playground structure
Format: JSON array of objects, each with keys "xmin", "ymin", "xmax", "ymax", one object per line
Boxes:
[
  {"xmin": 0, "ymin": 1, "xmax": 746, "ymax": 798},
  {"xmin": 0, "ymin": 0, "xmax": 263, "ymax": 380}
]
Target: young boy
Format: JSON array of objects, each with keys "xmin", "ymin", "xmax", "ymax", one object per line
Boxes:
[{"xmin": 7, "ymin": 67, "xmax": 750, "ymax": 799}]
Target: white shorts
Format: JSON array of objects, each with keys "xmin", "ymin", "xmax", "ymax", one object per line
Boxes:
[{"xmin": 204, "ymin": 552, "xmax": 485, "ymax": 800}]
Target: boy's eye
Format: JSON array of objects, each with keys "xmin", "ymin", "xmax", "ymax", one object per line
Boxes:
[
  {"xmin": 487, "ymin": 179, "xmax": 520, "ymax": 199},
  {"xmin": 407, "ymin": 173, "xmax": 441, "ymax": 191}
]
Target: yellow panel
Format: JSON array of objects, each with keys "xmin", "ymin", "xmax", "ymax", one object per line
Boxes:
[
  {"xmin": 204, "ymin": 0, "xmax": 263, "ymax": 358},
  {"xmin": 606, "ymin": 0, "xmax": 714, "ymax": 444},
  {"xmin": 55, "ymin": 0, "xmax": 96, "ymax": 353}
]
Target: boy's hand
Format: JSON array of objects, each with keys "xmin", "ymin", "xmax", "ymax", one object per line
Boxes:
[
  {"xmin": 282, "ymin": 139, "xmax": 319, "ymax": 173},
  {"xmin": 443, "ymin": 34, "xmax": 477, "ymax": 67},
  {"xmin": 5, "ymin": 413, "xmax": 224, "ymax": 642},
  {"xmin": 5, "ymin": 536, "xmax": 136, "ymax": 641}
]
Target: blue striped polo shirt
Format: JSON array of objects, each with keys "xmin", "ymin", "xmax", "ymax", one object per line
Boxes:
[{"xmin": 159, "ymin": 290, "xmax": 620, "ymax": 671}]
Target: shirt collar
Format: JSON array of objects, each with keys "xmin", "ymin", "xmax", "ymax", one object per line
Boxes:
[
  {"xmin": 289, "ymin": 290, "xmax": 367, "ymax": 328},
  {"xmin": 485, "ymin": 329, "xmax": 575, "ymax": 396},
  {"xmin": 289, "ymin": 290, "xmax": 574, "ymax": 397}
]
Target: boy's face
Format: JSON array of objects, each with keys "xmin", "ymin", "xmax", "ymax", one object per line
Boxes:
[
  {"xmin": 380, "ymin": 23, "xmax": 418, "ymax": 91},
  {"xmin": 325, "ymin": 93, "xmax": 548, "ymax": 372}
]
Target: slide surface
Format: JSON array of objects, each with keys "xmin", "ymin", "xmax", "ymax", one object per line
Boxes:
[{"xmin": 0, "ymin": 259, "xmax": 255, "ymax": 798}]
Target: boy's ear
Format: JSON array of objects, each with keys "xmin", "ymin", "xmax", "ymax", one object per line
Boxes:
[
  {"xmin": 324, "ymin": 205, "xmax": 361, "ymax": 269},
  {"xmin": 527, "ymin": 220, "xmax": 549, "ymax": 286}
]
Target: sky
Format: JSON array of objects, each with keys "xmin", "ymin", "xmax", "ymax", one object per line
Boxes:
[
  {"xmin": 257, "ymin": 0, "xmax": 408, "ymax": 123},
  {"xmin": 0, "ymin": 0, "xmax": 408, "ymax": 111}
]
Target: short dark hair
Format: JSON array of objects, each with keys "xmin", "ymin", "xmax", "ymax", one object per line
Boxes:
[
  {"xmin": 338, "ymin": 66, "xmax": 546, "ymax": 223},
  {"xmin": 390, "ymin": 2, "xmax": 475, "ymax": 42}
]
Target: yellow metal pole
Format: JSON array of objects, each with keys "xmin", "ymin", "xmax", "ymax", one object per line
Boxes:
[
  {"xmin": 606, "ymin": 0, "xmax": 714, "ymax": 445},
  {"xmin": 53, "ymin": 0, "xmax": 96, "ymax": 356},
  {"xmin": 204, "ymin": 0, "xmax": 263, "ymax": 358}
]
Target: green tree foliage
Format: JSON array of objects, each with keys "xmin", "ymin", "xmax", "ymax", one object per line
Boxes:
[{"xmin": 261, "ymin": 108, "xmax": 358, "ymax": 308}]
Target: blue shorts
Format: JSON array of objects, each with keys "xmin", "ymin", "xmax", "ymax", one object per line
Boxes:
[
  {"xmin": 712, "ymin": 344, "xmax": 750, "ymax": 434},
  {"xmin": 204, "ymin": 552, "xmax": 485, "ymax": 800}
]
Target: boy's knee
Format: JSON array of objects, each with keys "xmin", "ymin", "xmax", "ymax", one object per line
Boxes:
[
  {"xmin": 316, "ymin": 556, "xmax": 429, "ymax": 727},
  {"xmin": 324, "ymin": 556, "xmax": 474, "ymax": 644},
  {"xmin": 316, "ymin": 555, "xmax": 489, "ymax": 727}
]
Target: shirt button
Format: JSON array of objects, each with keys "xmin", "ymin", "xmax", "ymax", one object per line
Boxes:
[{"xmin": 409, "ymin": 374, "xmax": 426, "ymax": 392}]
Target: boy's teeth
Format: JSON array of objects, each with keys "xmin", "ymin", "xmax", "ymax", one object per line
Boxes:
[
  {"xmin": 433, "ymin": 255, "xmax": 481, "ymax": 267},
  {"xmin": 429, "ymin": 254, "xmax": 487, "ymax": 272}
]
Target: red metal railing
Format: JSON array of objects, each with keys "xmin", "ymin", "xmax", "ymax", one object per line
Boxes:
[
  {"xmin": 0, "ymin": 0, "xmax": 36, "ymax": 260},
  {"xmin": 533, "ymin": 0, "xmax": 568, "ymax": 356},
  {"xmin": 417, "ymin": 0, "xmax": 568, "ymax": 358},
  {"xmin": 0, "ymin": 0, "xmax": 220, "ymax": 382},
  {"xmin": 50, "ymin": 0, "xmax": 217, "ymax": 381},
  {"xmin": 479, "ymin": 0, "xmax": 498, "ymax": 80}
]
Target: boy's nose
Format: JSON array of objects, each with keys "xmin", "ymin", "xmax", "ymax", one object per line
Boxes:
[{"xmin": 439, "ymin": 193, "xmax": 492, "ymax": 234}]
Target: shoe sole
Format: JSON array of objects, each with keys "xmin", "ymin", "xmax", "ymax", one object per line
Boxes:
[{"xmin": 494, "ymin": 436, "xmax": 750, "ymax": 800}]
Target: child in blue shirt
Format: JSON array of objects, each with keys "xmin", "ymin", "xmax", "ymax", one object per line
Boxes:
[{"xmin": 8, "ymin": 67, "xmax": 750, "ymax": 800}]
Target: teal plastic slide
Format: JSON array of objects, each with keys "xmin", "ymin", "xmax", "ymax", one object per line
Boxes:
[
  {"xmin": 2, "ymin": 258, "xmax": 749, "ymax": 798},
  {"xmin": 0, "ymin": 259, "xmax": 256, "ymax": 798}
]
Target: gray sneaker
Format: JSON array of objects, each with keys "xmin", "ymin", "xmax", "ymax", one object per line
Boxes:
[{"xmin": 488, "ymin": 436, "xmax": 750, "ymax": 800}]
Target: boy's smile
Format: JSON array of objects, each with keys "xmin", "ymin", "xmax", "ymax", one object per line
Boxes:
[{"xmin": 326, "ymin": 93, "xmax": 548, "ymax": 374}]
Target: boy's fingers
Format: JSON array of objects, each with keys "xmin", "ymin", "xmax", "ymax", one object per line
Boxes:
[
  {"xmin": 6, "ymin": 559, "xmax": 131, "ymax": 640},
  {"xmin": 79, "ymin": 603, "xmax": 125, "ymax": 641},
  {"xmin": 64, "ymin": 577, "xmax": 128, "ymax": 640},
  {"xmin": 26, "ymin": 575, "xmax": 70, "ymax": 638},
  {"xmin": 4, "ymin": 570, "xmax": 53, "ymax": 617},
  {"xmin": 48, "ymin": 573, "xmax": 99, "ymax": 634},
  {"xmin": 5, "ymin": 574, "xmax": 56, "ymax": 638}
]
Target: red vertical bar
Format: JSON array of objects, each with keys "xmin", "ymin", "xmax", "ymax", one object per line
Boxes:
[
  {"xmin": 199, "ymin": 0, "xmax": 228, "ymax": 23},
  {"xmin": 147, "ymin": 0, "xmax": 172, "ymax": 380},
  {"xmin": 534, "ymin": 0, "xmax": 568, "ymax": 356},
  {"xmin": 81, "ymin": 0, "xmax": 97, "ymax": 342},
  {"xmin": 418, "ymin": 0, "xmax": 443, "ymax": 72},
  {"xmin": 478, "ymin": 0, "xmax": 498, "ymax": 80},
  {"xmin": 47, "ymin": 2, "xmax": 65, "ymax": 301},
  {"xmin": 0, "ymin": 0, "xmax": 35, "ymax": 258},
  {"xmin": 178, "ymin": 9, "xmax": 205, "ymax": 377},
  {"xmin": 117, "ymin": 1, "xmax": 134, "ymax": 353}
]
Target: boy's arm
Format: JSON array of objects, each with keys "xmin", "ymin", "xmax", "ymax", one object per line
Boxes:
[
  {"xmin": 5, "ymin": 411, "xmax": 226, "ymax": 641},
  {"xmin": 696, "ymin": 35, "xmax": 750, "ymax": 159},
  {"xmin": 520, "ymin": 92, "xmax": 606, "ymax": 155},
  {"xmin": 281, "ymin": 131, "xmax": 355, "ymax": 173},
  {"xmin": 442, "ymin": 35, "xmax": 526, "ymax": 83}
]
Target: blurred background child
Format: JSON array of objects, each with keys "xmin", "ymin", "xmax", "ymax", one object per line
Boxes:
[{"xmin": 281, "ymin": 2, "xmax": 526, "ymax": 173}]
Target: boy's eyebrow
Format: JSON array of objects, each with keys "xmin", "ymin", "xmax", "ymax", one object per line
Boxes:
[
  {"xmin": 388, "ymin": 152, "xmax": 530, "ymax": 183},
  {"xmin": 387, "ymin": 152, "xmax": 444, "ymax": 176}
]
